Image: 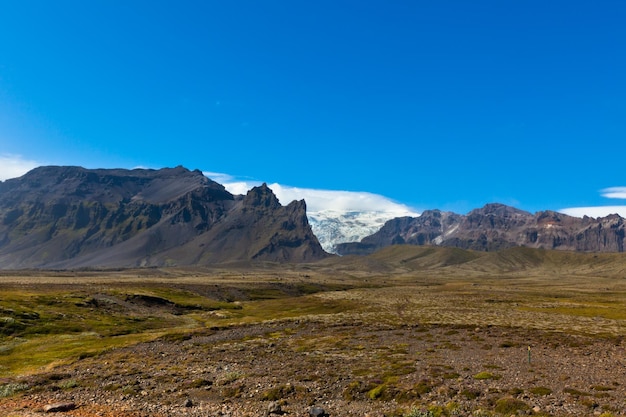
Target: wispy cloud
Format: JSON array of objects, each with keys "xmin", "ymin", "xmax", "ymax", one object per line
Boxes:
[
  {"xmin": 601, "ymin": 187, "xmax": 626, "ymax": 199},
  {"xmin": 204, "ymin": 171, "xmax": 419, "ymax": 215},
  {"xmin": 560, "ymin": 186, "xmax": 626, "ymax": 218},
  {"xmin": 267, "ymin": 183, "xmax": 418, "ymax": 215},
  {"xmin": 204, "ymin": 172, "xmax": 261, "ymax": 196},
  {"xmin": 0, "ymin": 154, "xmax": 41, "ymax": 181}
]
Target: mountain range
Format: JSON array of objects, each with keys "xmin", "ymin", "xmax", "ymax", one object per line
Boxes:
[
  {"xmin": 1, "ymin": 166, "xmax": 625, "ymax": 269},
  {"xmin": 336, "ymin": 203, "xmax": 625, "ymax": 255}
]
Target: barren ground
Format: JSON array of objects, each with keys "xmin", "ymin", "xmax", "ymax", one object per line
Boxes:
[{"xmin": 1, "ymin": 257, "xmax": 625, "ymax": 417}]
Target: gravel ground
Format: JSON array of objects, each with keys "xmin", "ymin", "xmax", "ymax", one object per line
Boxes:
[{"xmin": 2, "ymin": 317, "xmax": 625, "ymax": 417}]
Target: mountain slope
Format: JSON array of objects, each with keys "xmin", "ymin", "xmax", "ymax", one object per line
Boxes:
[
  {"xmin": 0, "ymin": 166, "xmax": 328, "ymax": 268},
  {"xmin": 336, "ymin": 203, "xmax": 626, "ymax": 255},
  {"xmin": 326, "ymin": 244, "xmax": 626, "ymax": 278}
]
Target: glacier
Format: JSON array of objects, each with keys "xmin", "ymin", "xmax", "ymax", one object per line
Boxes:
[
  {"xmin": 207, "ymin": 173, "xmax": 421, "ymax": 254},
  {"xmin": 308, "ymin": 210, "xmax": 417, "ymax": 254}
]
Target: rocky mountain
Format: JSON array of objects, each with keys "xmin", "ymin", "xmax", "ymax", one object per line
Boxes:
[
  {"xmin": 0, "ymin": 166, "xmax": 328, "ymax": 269},
  {"xmin": 336, "ymin": 203, "xmax": 626, "ymax": 255}
]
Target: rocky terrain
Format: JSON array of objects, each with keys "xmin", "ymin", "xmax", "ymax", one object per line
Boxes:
[
  {"xmin": 0, "ymin": 166, "xmax": 327, "ymax": 268},
  {"xmin": 2, "ymin": 318, "xmax": 625, "ymax": 417},
  {"xmin": 337, "ymin": 204, "xmax": 626, "ymax": 255},
  {"xmin": 1, "ymin": 246, "xmax": 625, "ymax": 417}
]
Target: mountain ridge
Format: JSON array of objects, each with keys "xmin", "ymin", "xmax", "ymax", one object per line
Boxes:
[
  {"xmin": 3, "ymin": 166, "xmax": 626, "ymax": 268},
  {"xmin": 0, "ymin": 166, "xmax": 328, "ymax": 269},
  {"xmin": 336, "ymin": 203, "xmax": 626, "ymax": 255}
]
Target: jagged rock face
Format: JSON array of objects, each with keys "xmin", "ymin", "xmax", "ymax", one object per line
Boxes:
[
  {"xmin": 0, "ymin": 167, "xmax": 328, "ymax": 268},
  {"xmin": 336, "ymin": 203, "xmax": 626, "ymax": 255},
  {"xmin": 167, "ymin": 184, "xmax": 328, "ymax": 264}
]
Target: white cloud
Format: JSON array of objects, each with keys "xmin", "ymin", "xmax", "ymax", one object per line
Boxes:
[
  {"xmin": 203, "ymin": 171, "xmax": 419, "ymax": 216},
  {"xmin": 601, "ymin": 187, "xmax": 626, "ymax": 200},
  {"xmin": 0, "ymin": 154, "xmax": 41, "ymax": 181},
  {"xmin": 559, "ymin": 186, "xmax": 626, "ymax": 218},
  {"xmin": 559, "ymin": 206, "xmax": 626, "ymax": 218},
  {"xmin": 204, "ymin": 171, "xmax": 235, "ymax": 184},
  {"xmin": 267, "ymin": 183, "xmax": 418, "ymax": 215},
  {"xmin": 204, "ymin": 172, "xmax": 262, "ymax": 196}
]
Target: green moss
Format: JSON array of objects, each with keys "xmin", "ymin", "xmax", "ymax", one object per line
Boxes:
[
  {"xmin": 473, "ymin": 371, "xmax": 498, "ymax": 380},
  {"xmin": 367, "ymin": 384, "xmax": 385, "ymax": 400},
  {"xmin": 530, "ymin": 386, "xmax": 552, "ymax": 396},
  {"xmin": 261, "ymin": 384, "xmax": 295, "ymax": 401},
  {"xmin": 460, "ymin": 389, "xmax": 480, "ymax": 400},
  {"xmin": 494, "ymin": 397, "xmax": 528, "ymax": 414},
  {"xmin": 564, "ymin": 387, "xmax": 590, "ymax": 397},
  {"xmin": 414, "ymin": 380, "xmax": 433, "ymax": 395}
]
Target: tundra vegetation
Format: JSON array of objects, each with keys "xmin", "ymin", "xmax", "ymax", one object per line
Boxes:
[{"xmin": 0, "ymin": 246, "xmax": 625, "ymax": 416}]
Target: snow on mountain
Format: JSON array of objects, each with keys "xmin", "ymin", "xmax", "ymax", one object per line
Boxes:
[
  {"xmin": 308, "ymin": 210, "xmax": 418, "ymax": 254},
  {"xmin": 204, "ymin": 172, "xmax": 420, "ymax": 254}
]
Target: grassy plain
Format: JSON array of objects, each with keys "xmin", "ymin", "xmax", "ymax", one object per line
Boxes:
[{"xmin": 0, "ymin": 246, "xmax": 625, "ymax": 416}]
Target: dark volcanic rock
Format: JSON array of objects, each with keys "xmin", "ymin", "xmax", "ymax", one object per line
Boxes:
[
  {"xmin": 0, "ymin": 166, "xmax": 328, "ymax": 268},
  {"xmin": 337, "ymin": 203, "xmax": 626, "ymax": 255},
  {"xmin": 168, "ymin": 184, "xmax": 328, "ymax": 264}
]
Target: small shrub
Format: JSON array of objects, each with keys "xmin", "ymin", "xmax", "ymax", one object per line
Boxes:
[
  {"xmin": 217, "ymin": 371, "xmax": 243, "ymax": 385},
  {"xmin": 580, "ymin": 398, "xmax": 599, "ymax": 409},
  {"xmin": 366, "ymin": 382, "xmax": 399, "ymax": 401},
  {"xmin": 460, "ymin": 388, "xmax": 480, "ymax": 400},
  {"xmin": 494, "ymin": 397, "xmax": 528, "ymax": 414},
  {"xmin": 444, "ymin": 401, "xmax": 461, "ymax": 414},
  {"xmin": 57, "ymin": 379, "xmax": 79, "ymax": 390},
  {"xmin": 564, "ymin": 387, "xmax": 590, "ymax": 397},
  {"xmin": 121, "ymin": 385, "xmax": 139, "ymax": 396},
  {"xmin": 473, "ymin": 371, "xmax": 498, "ymax": 380},
  {"xmin": 185, "ymin": 378, "xmax": 213, "ymax": 388},
  {"xmin": 343, "ymin": 380, "xmax": 372, "ymax": 400},
  {"xmin": 102, "ymin": 383, "xmax": 121, "ymax": 392},
  {"xmin": 221, "ymin": 383, "xmax": 244, "ymax": 398},
  {"xmin": 261, "ymin": 384, "xmax": 295, "ymax": 401},
  {"xmin": 426, "ymin": 405, "xmax": 444, "ymax": 417},
  {"xmin": 530, "ymin": 386, "xmax": 552, "ymax": 396},
  {"xmin": 0, "ymin": 383, "xmax": 29, "ymax": 398},
  {"xmin": 403, "ymin": 408, "xmax": 434, "ymax": 417},
  {"xmin": 414, "ymin": 380, "xmax": 433, "ymax": 395},
  {"xmin": 367, "ymin": 384, "xmax": 386, "ymax": 400}
]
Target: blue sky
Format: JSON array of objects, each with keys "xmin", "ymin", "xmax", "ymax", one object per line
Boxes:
[{"xmin": 1, "ymin": 1, "xmax": 625, "ymax": 216}]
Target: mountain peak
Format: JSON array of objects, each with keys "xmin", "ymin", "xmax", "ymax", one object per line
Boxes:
[
  {"xmin": 470, "ymin": 203, "xmax": 530, "ymax": 217},
  {"xmin": 243, "ymin": 183, "xmax": 282, "ymax": 209}
]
